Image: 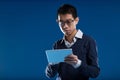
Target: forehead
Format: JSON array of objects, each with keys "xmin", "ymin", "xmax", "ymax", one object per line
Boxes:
[{"xmin": 58, "ymin": 14, "xmax": 74, "ymax": 20}]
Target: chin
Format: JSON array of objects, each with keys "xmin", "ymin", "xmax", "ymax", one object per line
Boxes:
[{"xmin": 65, "ymin": 32, "xmax": 72, "ymax": 36}]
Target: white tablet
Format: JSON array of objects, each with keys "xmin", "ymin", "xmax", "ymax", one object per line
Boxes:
[{"xmin": 45, "ymin": 49, "xmax": 72, "ymax": 63}]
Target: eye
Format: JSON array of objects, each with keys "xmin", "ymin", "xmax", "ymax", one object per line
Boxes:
[
  {"xmin": 66, "ymin": 20, "xmax": 71, "ymax": 24},
  {"xmin": 66, "ymin": 20, "xmax": 74, "ymax": 24}
]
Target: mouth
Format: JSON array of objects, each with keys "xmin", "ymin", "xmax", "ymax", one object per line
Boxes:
[
  {"xmin": 64, "ymin": 30, "xmax": 71, "ymax": 34},
  {"xmin": 64, "ymin": 30, "xmax": 69, "ymax": 32}
]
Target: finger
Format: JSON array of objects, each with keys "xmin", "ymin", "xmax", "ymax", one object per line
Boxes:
[
  {"xmin": 64, "ymin": 59, "xmax": 78, "ymax": 64},
  {"xmin": 65, "ymin": 57, "xmax": 78, "ymax": 61},
  {"xmin": 65, "ymin": 53, "xmax": 73, "ymax": 58},
  {"xmin": 65, "ymin": 61, "xmax": 77, "ymax": 64},
  {"xmin": 66, "ymin": 54, "xmax": 78, "ymax": 59}
]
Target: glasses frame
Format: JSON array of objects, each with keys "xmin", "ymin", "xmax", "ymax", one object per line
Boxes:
[{"xmin": 57, "ymin": 19, "xmax": 75, "ymax": 27}]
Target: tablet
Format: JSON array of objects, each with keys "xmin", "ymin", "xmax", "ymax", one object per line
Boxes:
[{"xmin": 45, "ymin": 49, "xmax": 72, "ymax": 63}]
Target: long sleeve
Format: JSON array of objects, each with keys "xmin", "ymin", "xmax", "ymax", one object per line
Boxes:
[
  {"xmin": 45, "ymin": 41, "xmax": 62, "ymax": 79},
  {"xmin": 77, "ymin": 38, "xmax": 100, "ymax": 78},
  {"xmin": 45, "ymin": 63, "xmax": 59, "ymax": 78}
]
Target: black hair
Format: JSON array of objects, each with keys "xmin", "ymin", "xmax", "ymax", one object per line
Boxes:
[{"xmin": 57, "ymin": 4, "xmax": 78, "ymax": 19}]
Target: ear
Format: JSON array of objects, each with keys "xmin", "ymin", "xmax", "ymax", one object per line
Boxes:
[{"xmin": 75, "ymin": 17, "xmax": 79, "ymax": 24}]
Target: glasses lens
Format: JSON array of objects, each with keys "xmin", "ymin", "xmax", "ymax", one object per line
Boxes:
[
  {"xmin": 58, "ymin": 20, "xmax": 74, "ymax": 26},
  {"xmin": 66, "ymin": 20, "xmax": 74, "ymax": 24}
]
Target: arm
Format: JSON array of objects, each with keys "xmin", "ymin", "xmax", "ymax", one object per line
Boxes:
[
  {"xmin": 45, "ymin": 42, "xmax": 60, "ymax": 78},
  {"xmin": 45, "ymin": 63, "xmax": 59, "ymax": 78},
  {"xmin": 77, "ymin": 38, "xmax": 100, "ymax": 78}
]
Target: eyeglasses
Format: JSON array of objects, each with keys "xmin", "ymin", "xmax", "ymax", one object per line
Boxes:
[{"xmin": 57, "ymin": 19, "xmax": 74, "ymax": 27}]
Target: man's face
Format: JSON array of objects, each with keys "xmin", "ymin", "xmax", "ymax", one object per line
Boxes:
[{"xmin": 57, "ymin": 14, "xmax": 79, "ymax": 36}]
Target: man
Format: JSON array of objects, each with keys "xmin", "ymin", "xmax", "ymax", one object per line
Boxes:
[{"xmin": 45, "ymin": 4, "xmax": 100, "ymax": 80}]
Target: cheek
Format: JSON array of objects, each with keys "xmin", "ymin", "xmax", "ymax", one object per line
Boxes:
[{"xmin": 70, "ymin": 24, "xmax": 76, "ymax": 30}]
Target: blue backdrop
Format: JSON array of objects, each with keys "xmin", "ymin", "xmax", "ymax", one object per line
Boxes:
[{"xmin": 0, "ymin": 0, "xmax": 120, "ymax": 80}]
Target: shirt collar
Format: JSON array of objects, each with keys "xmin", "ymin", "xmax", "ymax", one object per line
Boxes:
[
  {"xmin": 75, "ymin": 29, "xmax": 83, "ymax": 39},
  {"xmin": 63, "ymin": 29, "xmax": 83, "ymax": 40}
]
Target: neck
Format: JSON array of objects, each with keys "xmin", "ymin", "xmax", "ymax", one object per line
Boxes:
[{"xmin": 65, "ymin": 29, "xmax": 77, "ymax": 43}]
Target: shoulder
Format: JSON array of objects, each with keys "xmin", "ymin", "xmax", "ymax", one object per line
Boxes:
[
  {"xmin": 82, "ymin": 34, "xmax": 95, "ymax": 42},
  {"xmin": 54, "ymin": 39, "xmax": 63, "ymax": 45},
  {"xmin": 53, "ymin": 39, "xmax": 64, "ymax": 49},
  {"xmin": 82, "ymin": 34, "xmax": 97, "ymax": 47}
]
